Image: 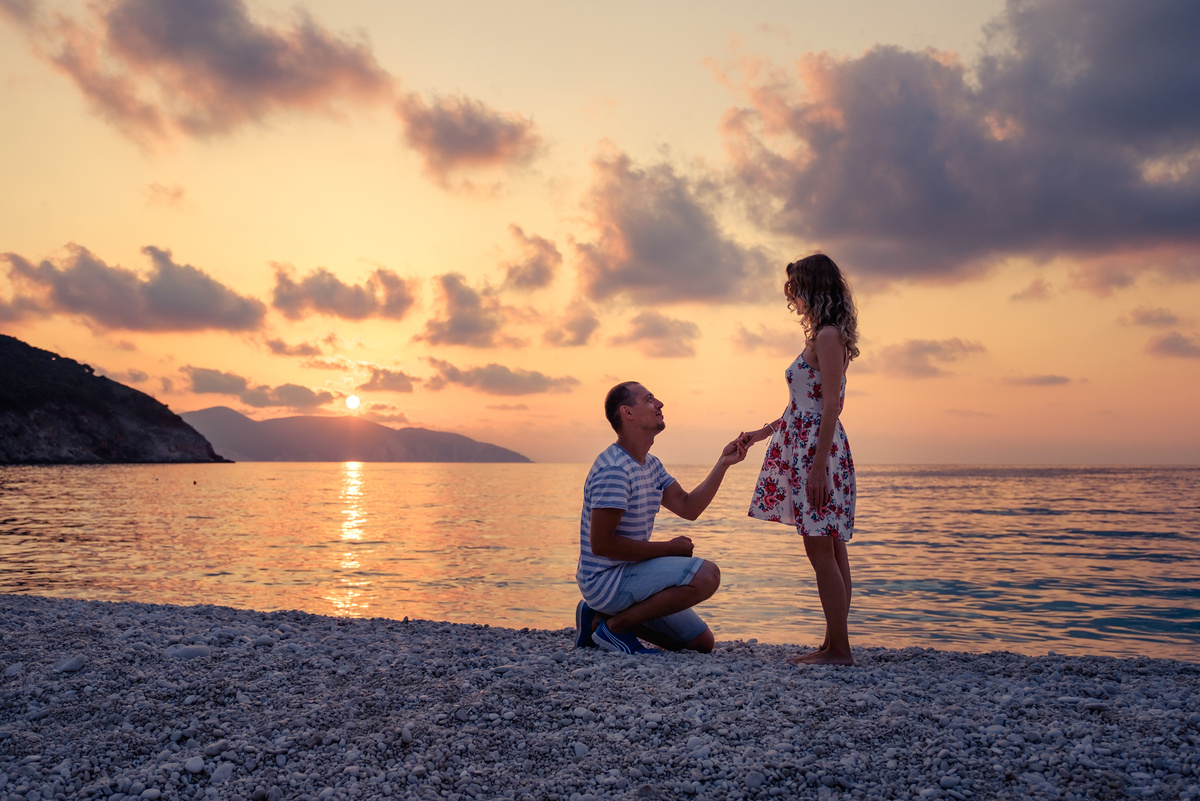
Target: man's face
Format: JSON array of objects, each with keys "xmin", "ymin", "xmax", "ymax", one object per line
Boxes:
[{"xmin": 625, "ymin": 384, "xmax": 665, "ymax": 433}]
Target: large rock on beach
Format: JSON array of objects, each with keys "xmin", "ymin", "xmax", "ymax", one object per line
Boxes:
[{"xmin": 1, "ymin": 593, "xmax": 1198, "ymax": 801}]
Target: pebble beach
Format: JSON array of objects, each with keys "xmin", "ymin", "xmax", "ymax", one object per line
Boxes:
[{"xmin": 2, "ymin": 595, "xmax": 1198, "ymax": 801}]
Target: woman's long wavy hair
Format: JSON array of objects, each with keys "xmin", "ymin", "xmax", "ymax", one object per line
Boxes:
[{"xmin": 785, "ymin": 253, "xmax": 860, "ymax": 361}]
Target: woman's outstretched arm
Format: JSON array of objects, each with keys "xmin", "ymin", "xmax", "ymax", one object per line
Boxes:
[{"xmin": 744, "ymin": 418, "xmax": 783, "ymax": 446}]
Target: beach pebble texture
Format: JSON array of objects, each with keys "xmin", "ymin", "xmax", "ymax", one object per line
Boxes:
[{"xmin": 2, "ymin": 595, "xmax": 1199, "ymax": 801}]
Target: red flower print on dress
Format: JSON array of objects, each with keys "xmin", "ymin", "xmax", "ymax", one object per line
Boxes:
[{"xmin": 760, "ymin": 478, "xmax": 780, "ymax": 508}]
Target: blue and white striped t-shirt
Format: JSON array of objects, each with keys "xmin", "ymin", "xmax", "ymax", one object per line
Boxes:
[{"xmin": 576, "ymin": 443, "xmax": 676, "ymax": 610}]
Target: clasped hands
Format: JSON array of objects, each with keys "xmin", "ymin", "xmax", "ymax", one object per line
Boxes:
[{"xmin": 719, "ymin": 421, "xmax": 778, "ymax": 467}]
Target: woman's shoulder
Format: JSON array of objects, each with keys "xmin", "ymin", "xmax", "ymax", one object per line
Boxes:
[{"xmin": 812, "ymin": 325, "xmax": 845, "ymax": 345}]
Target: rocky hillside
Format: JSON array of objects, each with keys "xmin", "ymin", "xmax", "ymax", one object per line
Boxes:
[
  {"xmin": 182, "ymin": 406, "xmax": 531, "ymax": 463},
  {"xmin": 0, "ymin": 335, "xmax": 227, "ymax": 464}
]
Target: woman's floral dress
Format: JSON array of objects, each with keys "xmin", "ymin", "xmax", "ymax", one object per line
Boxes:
[{"xmin": 748, "ymin": 351, "xmax": 855, "ymax": 541}]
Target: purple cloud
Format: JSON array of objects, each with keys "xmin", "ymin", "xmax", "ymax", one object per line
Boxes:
[
  {"xmin": 609, "ymin": 310, "xmax": 701, "ymax": 358},
  {"xmin": 397, "ymin": 93, "xmax": 541, "ymax": 188},
  {"xmin": 181, "ymin": 365, "xmax": 334, "ymax": 409},
  {"xmin": 502, "ymin": 225, "xmax": 561, "ymax": 290},
  {"xmin": 576, "ymin": 148, "xmax": 772, "ymax": 304},
  {"xmin": 716, "ymin": 0, "xmax": 1200, "ymax": 284},
  {"xmin": 425, "ymin": 358, "xmax": 578, "ymax": 396},
  {"xmin": 416, "ymin": 273, "xmax": 520, "ymax": 348},
  {"xmin": 1126, "ymin": 307, "xmax": 1184, "ymax": 327},
  {"xmin": 1146, "ymin": 331, "xmax": 1200, "ymax": 358},
  {"xmin": 357, "ymin": 366, "xmax": 418, "ymax": 393},
  {"xmin": 731, "ymin": 322, "xmax": 803, "ymax": 357},
  {"xmin": 1010, "ymin": 278, "xmax": 1052, "ymax": 302},
  {"xmin": 2, "ymin": 244, "xmax": 265, "ymax": 331},
  {"xmin": 272, "ymin": 265, "xmax": 416, "ymax": 321},
  {"xmin": 1004, "ymin": 375, "xmax": 1071, "ymax": 386},
  {"xmin": 266, "ymin": 337, "xmax": 322, "ymax": 357},
  {"xmin": 874, "ymin": 338, "xmax": 987, "ymax": 377},
  {"xmin": 6, "ymin": 0, "xmax": 391, "ymax": 144},
  {"xmin": 543, "ymin": 298, "xmax": 601, "ymax": 348}
]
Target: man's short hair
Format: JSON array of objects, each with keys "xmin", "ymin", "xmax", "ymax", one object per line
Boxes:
[{"xmin": 604, "ymin": 381, "xmax": 639, "ymax": 433}]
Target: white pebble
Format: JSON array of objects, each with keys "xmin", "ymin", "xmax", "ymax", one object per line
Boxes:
[
  {"xmin": 54, "ymin": 654, "xmax": 86, "ymax": 672},
  {"xmin": 203, "ymin": 739, "xmax": 230, "ymax": 756},
  {"xmin": 171, "ymin": 644, "xmax": 211, "ymax": 660}
]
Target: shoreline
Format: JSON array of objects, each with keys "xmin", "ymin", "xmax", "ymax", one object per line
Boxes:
[{"xmin": 2, "ymin": 595, "xmax": 1198, "ymax": 801}]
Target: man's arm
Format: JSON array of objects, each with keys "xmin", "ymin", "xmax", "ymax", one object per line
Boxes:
[
  {"xmin": 660, "ymin": 436, "xmax": 747, "ymax": 521},
  {"xmin": 589, "ymin": 508, "xmax": 695, "ymax": 560}
]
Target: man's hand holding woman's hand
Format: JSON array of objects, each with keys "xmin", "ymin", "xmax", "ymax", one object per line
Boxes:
[
  {"xmin": 719, "ymin": 435, "xmax": 750, "ymax": 467},
  {"xmin": 736, "ymin": 421, "xmax": 777, "ymax": 452}
]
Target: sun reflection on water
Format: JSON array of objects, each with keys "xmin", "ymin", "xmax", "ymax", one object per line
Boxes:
[{"xmin": 328, "ymin": 461, "xmax": 368, "ymax": 617}]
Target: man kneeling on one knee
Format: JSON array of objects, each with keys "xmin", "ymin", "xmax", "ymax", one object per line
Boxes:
[{"xmin": 575, "ymin": 381, "xmax": 748, "ymax": 654}]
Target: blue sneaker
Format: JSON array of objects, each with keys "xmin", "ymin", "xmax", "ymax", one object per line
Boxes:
[
  {"xmin": 593, "ymin": 621, "xmax": 656, "ymax": 654},
  {"xmin": 575, "ymin": 600, "xmax": 596, "ymax": 649}
]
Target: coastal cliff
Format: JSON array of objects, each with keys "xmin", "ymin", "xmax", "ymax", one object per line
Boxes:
[{"xmin": 0, "ymin": 334, "xmax": 227, "ymax": 464}]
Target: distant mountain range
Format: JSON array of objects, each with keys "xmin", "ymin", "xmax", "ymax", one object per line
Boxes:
[
  {"xmin": 0, "ymin": 334, "xmax": 226, "ymax": 464},
  {"xmin": 181, "ymin": 406, "xmax": 531, "ymax": 463}
]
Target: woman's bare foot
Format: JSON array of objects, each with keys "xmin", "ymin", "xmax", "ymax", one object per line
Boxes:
[
  {"xmin": 787, "ymin": 646, "xmax": 826, "ymax": 665},
  {"xmin": 802, "ymin": 650, "xmax": 854, "ymax": 666}
]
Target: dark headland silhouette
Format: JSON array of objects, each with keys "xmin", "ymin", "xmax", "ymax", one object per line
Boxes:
[
  {"xmin": 0, "ymin": 334, "xmax": 530, "ymax": 464},
  {"xmin": 0, "ymin": 334, "xmax": 226, "ymax": 464},
  {"xmin": 181, "ymin": 406, "xmax": 531, "ymax": 463}
]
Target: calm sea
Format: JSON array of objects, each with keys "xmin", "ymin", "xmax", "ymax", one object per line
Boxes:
[{"xmin": 1, "ymin": 463, "xmax": 1197, "ymax": 662}]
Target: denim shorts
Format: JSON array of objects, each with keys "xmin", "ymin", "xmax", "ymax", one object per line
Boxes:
[{"xmin": 592, "ymin": 555, "xmax": 709, "ymax": 645}]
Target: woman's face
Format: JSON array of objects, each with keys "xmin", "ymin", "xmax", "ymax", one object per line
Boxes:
[{"xmin": 785, "ymin": 279, "xmax": 806, "ymax": 313}]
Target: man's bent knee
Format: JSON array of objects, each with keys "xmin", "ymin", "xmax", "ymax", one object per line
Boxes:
[
  {"xmin": 685, "ymin": 627, "xmax": 715, "ymax": 653},
  {"xmin": 690, "ymin": 560, "xmax": 720, "ymax": 600}
]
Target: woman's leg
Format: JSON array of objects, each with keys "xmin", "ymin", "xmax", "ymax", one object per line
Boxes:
[
  {"xmin": 813, "ymin": 538, "xmax": 852, "ymax": 650},
  {"xmin": 834, "ymin": 536, "xmax": 852, "ymax": 610},
  {"xmin": 795, "ymin": 535, "xmax": 853, "ymax": 665}
]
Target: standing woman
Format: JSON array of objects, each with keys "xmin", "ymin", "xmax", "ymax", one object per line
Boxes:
[{"xmin": 744, "ymin": 254, "xmax": 859, "ymax": 666}]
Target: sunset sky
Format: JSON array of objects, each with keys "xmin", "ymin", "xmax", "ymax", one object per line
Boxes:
[{"xmin": 2, "ymin": 0, "xmax": 1198, "ymax": 464}]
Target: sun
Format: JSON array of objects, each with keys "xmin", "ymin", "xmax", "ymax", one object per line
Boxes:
[{"xmin": 345, "ymin": 395, "xmax": 360, "ymax": 410}]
